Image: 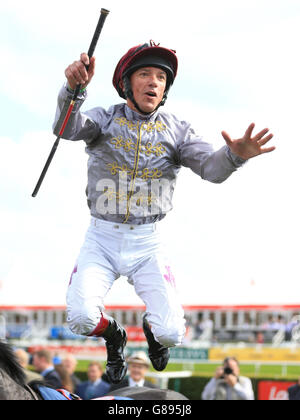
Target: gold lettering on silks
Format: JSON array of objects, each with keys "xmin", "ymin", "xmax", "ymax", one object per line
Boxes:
[
  {"xmin": 110, "ymin": 136, "xmax": 136, "ymax": 153},
  {"xmin": 110, "ymin": 136, "xmax": 167, "ymax": 157},
  {"xmin": 103, "ymin": 188, "xmax": 157, "ymax": 206},
  {"xmin": 143, "ymin": 141, "xmax": 167, "ymax": 157},
  {"xmin": 98, "ymin": 118, "xmax": 171, "ymax": 219},
  {"xmin": 115, "ymin": 117, "xmax": 167, "ymax": 133},
  {"xmin": 107, "ymin": 162, "xmax": 163, "ymax": 180},
  {"xmin": 114, "ymin": 117, "xmax": 140, "ymax": 131}
]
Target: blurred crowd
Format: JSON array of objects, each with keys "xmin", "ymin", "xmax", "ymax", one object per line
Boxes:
[
  {"xmin": 191, "ymin": 314, "xmax": 300, "ymax": 343},
  {"xmin": 14, "ymin": 348, "xmax": 158, "ymax": 400},
  {"xmin": 13, "ymin": 347, "xmax": 300, "ymax": 400}
]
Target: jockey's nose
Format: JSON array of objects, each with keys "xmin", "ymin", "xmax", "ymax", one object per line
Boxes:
[{"xmin": 148, "ymin": 76, "xmax": 158, "ymax": 87}]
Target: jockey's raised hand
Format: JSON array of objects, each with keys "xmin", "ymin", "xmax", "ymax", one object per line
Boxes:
[
  {"xmin": 222, "ymin": 123, "xmax": 275, "ymax": 161},
  {"xmin": 65, "ymin": 53, "xmax": 96, "ymax": 90}
]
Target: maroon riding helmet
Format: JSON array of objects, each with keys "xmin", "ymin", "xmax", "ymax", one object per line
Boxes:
[{"xmin": 113, "ymin": 40, "xmax": 178, "ymax": 114}]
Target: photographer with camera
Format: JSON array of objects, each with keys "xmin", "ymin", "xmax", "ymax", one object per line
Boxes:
[{"xmin": 202, "ymin": 357, "xmax": 254, "ymax": 400}]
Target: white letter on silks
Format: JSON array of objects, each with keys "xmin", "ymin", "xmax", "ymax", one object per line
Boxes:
[
  {"xmin": 95, "ymin": 179, "xmax": 117, "ymax": 215},
  {"xmin": 150, "ymin": 178, "xmax": 173, "ymax": 215},
  {"xmin": 118, "ymin": 170, "xmax": 129, "ymax": 215}
]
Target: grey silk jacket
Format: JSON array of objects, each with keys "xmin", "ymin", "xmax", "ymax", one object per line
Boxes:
[{"xmin": 53, "ymin": 85, "xmax": 247, "ymax": 225}]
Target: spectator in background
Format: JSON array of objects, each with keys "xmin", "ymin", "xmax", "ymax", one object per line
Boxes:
[
  {"xmin": 14, "ymin": 348, "xmax": 43, "ymax": 384},
  {"xmin": 55, "ymin": 364, "xmax": 75, "ymax": 393},
  {"xmin": 256, "ymin": 332, "xmax": 265, "ymax": 344},
  {"xmin": 62, "ymin": 354, "xmax": 81, "ymax": 391},
  {"xmin": 272, "ymin": 315, "xmax": 286, "ymax": 331},
  {"xmin": 263, "ymin": 315, "xmax": 286, "ymax": 331},
  {"xmin": 241, "ymin": 314, "xmax": 252, "ymax": 330},
  {"xmin": 202, "ymin": 357, "xmax": 254, "ymax": 400},
  {"xmin": 194, "ymin": 315, "xmax": 203, "ymax": 340},
  {"xmin": 288, "ymin": 378, "xmax": 300, "ymax": 400},
  {"xmin": 262, "ymin": 315, "xmax": 276, "ymax": 330},
  {"xmin": 32, "ymin": 349, "xmax": 62, "ymax": 389},
  {"xmin": 285, "ymin": 315, "xmax": 300, "ymax": 342},
  {"xmin": 194, "ymin": 314, "xmax": 214, "ymax": 342},
  {"xmin": 110, "ymin": 351, "xmax": 158, "ymax": 391},
  {"xmin": 76, "ymin": 362, "xmax": 110, "ymax": 400},
  {"xmin": 261, "ymin": 315, "xmax": 278, "ymax": 342},
  {"xmin": 199, "ymin": 316, "xmax": 214, "ymax": 342}
]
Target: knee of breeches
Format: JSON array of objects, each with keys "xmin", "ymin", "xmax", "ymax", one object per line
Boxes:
[
  {"xmin": 67, "ymin": 303, "xmax": 103, "ymax": 337},
  {"xmin": 155, "ymin": 324, "xmax": 186, "ymax": 348}
]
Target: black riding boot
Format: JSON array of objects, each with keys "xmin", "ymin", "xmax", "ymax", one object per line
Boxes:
[
  {"xmin": 102, "ymin": 317, "xmax": 128, "ymax": 384},
  {"xmin": 143, "ymin": 315, "xmax": 170, "ymax": 371}
]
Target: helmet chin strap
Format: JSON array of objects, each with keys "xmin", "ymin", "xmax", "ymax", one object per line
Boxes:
[{"xmin": 123, "ymin": 76, "xmax": 169, "ymax": 116}]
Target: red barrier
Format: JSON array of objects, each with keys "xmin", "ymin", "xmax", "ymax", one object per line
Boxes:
[
  {"xmin": 126, "ymin": 326, "xmax": 146, "ymax": 342},
  {"xmin": 258, "ymin": 381, "xmax": 296, "ymax": 400}
]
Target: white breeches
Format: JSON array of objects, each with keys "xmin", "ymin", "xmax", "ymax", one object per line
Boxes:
[{"xmin": 66, "ymin": 218, "xmax": 186, "ymax": 348}]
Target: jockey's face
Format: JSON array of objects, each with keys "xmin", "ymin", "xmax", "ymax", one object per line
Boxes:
[{"xmin": 127, "ymin": 67, "xmax": 167, "ymax": 114}]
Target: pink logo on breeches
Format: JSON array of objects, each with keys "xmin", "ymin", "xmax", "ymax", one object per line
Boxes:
[
  {"xmin": 164, "ymin": 266, "xmax": 176, "ymax": 288},
  {"xmin": 69, "ymin": 265, "xmax": 78, "ymax": 286}
]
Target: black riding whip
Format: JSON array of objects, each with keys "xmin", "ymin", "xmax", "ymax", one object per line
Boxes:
[{"xmin": 32, "ymin": 8, "xmax": 110, "ymax": 198}]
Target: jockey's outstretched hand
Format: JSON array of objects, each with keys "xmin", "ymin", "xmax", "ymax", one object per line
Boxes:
[{"xmin": 222, "ymin": 123, "xmax": 275, "ymax": 160}]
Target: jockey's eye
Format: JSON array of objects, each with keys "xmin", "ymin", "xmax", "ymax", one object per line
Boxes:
[
  {"xmin": 139, "ymin": 71, "xmax": 149, "ymax": 77},
  {"xmin": 158, "ymin": 74, "xmax": 166, "ymax": 82}
]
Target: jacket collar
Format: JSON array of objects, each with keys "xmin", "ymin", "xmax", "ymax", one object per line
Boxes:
[{"xmin": 124, "ymin": 104, "xmax": 158, "ymax": 122}]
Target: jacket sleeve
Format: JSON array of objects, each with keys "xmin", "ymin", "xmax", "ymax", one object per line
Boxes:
[
  {"xmin": 233, "ymin": 377, "xmax": 255, "ymax": 400},
  {"xmin": 177, "ymin": 121, "xmax": 247, "ymax": 184},
  {"xmin": 201, "ymin": 378, "xmax": 217, "ymax": 400},
  {"xmin": 52, "ymin": 84, "xmax": 104, "ymax": 144}
]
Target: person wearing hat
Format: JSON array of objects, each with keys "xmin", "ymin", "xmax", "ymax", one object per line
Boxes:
[
  {"xmin": 109, "ymin": 351, "xmax": 158, "ymax": 391},
  {"xmin": 54, "ymin": 41, "xmax": 275, "ymax": 385}
]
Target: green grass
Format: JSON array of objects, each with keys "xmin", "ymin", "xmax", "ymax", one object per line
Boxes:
[{"xmin": 76, "ymin": 360, "xmax": 300, "ymax": 380}]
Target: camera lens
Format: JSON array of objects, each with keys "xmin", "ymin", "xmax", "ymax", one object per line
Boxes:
[{"xmin": 224, "ymin": 367, "xmax": 233, "ymax": 375}]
